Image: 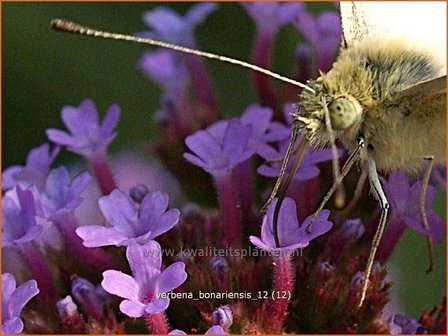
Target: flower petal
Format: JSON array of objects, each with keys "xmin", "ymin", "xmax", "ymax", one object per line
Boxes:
[
  {"xmin": 119, "ymin": 299, "xmax": 146, "ymax": 318},
  {"xmin": 156, "ymin": 262, "xmax": 187, "ymax": 293},
  {"xmin": 76, "ymin": 225, "xmax": 128, "ymax": 247},
  {"xmin": 145, "ymin": 298, "xmax": 170, "ymax": 314},
  {"xmin": 10, "ymin": 279, "xmax": 39, "ymax": 317},
  {"xmin": 101, "ymin": 270, "xmax": 140, "ymax": 301}
]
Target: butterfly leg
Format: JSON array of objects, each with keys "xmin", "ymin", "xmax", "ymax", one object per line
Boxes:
[
  {"xmin": 419, "ymin": 155, "xmax": 435, "ymax": 273},
  {"xmin": 306, "ymin": 136, "xmax": 365, "ymax": 233},
  {"xmin": 359, "ymin": 156, "xmax": 389, "ymax": 307}
]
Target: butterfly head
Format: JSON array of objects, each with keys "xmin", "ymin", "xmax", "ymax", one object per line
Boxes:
[{"xmin": 294, "ymin": 78, "xmax": 363, "ymax": 148}]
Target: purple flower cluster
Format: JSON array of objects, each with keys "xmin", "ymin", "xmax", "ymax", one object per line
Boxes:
[{"xmin": 3, "ymin": 2, "xmax": 446, "ymax": 335}]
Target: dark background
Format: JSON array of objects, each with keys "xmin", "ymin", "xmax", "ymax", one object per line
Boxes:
[{"xmin": 3, "ymin": 2, "xmax": 446, "ymax": 317}]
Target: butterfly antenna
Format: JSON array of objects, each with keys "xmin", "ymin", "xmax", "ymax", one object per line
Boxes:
[{"xmin": 51, "ymin": 19, "xmax": 315, "ymax": 93}]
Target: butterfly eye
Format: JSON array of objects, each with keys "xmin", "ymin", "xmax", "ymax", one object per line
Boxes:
[{"xmin": 328, "ymin": 97, "xmax": 357, "ymax": 130}]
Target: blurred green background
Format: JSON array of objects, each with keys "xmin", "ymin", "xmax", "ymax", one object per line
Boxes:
[{"xmin": 3, "ymin": 2, "xmax": 445, "ymax": 318}]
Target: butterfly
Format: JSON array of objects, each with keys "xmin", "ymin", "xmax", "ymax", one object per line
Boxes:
[{"xmin": 51, "ymin": 1, "xmax": 446, "ymax": 307}]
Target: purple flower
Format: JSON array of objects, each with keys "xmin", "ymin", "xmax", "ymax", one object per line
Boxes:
[
  {"xmin": 384, "ymin": 172, "xmax": 445, "ymax": 243},
  {"xmin": 293, "ymin": 10, "xmax": 341, "ymax": 71},
  {"xmin": 206, "ymin": 105, "xmax": 290, "ymax": 157},
  {"xmin": 249, "ymin": 198, "xmax": 332, "ymax": 252},
  {"xmin": 257, "ymin": 137, "xmax": 338, "ymax": 181},
  {"xmin": 2, "ymin": 143, "xmax": 59, "ymax": 191},
  {"xmin": 38, "ymin": 167, "xmax": 91, "ymax": 221},
  {"xmin": 141, "ymin": 3, "xmax": 217, "ymax": 46},
  {"xmin": 242, "ymin": 2, "xmax": 305, "ymax": 33},
  {"xmin": 389, "ymin": 314, "xmax": 426, "ymax": 334},
  {"xmin": 2, "ymin": 186, "xmax": 43, "ymax": 247},
  {"xmin": 139, "ymin": 49, "xmax": 188, "ymax": 95},
  {"xmin": 101, "ymin": 241, "xmax": 187, "ymax": 318},
  {"xmin": 76, "ymin": 189, "xmax": 179, "ymax": 247},
  {"xmin": 2, "ymin": 273, "xmax": 39, "ymax": 334},
  {"xmin": 46, "ymin": 99, "xmax": 120, "ymax": 159},
  {"xmin": 184, "ymin": 119, "xmax": 256, "ymax": 175},
  {"xmin": 212, "ymin": 305, "xmax": 233, "ymax": 330}
]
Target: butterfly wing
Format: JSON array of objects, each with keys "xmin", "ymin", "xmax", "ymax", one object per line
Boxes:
[{"xmin": 340, "ymin": 1, "xmax": 447, "ymax": 76}]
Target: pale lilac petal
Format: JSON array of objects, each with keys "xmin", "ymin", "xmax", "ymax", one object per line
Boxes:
[
  {"xmin": 100, "ymin": 104, "xmax": 120, "ymax": 136},
  {"xmin": 46, "ymin": 129, "xmax": 77, "ymax": 147},
  {"xmin": 156, "ymin": 262, "xmax": 187, "ymax": 293},
  {"xmin": 119, "ymin": 299, "xmax": 146, "ymax": 318},
  {"xmin": 169, "ymin": 329, "xmax": 187, "ymax": 335},
  {"xmin": 2, "ymin": 317, "xmax": 24, "ymax": 334},
  {"xmin": 185, "ymin": 3, "xmax": 217, "ymax": 26},
  {"xmin": 10, "ymin": 280, "xmax": 39, "ymax": 317},
  {"xmin": 185, "ymin": 131, "xmax": 222, "ymax": 162},
  {"xmin": 149, "ymin": 209, "xmax": 180, "ymax": 238},
  {"xmin": 76, "ymin": 225, "xmax": 128, "ymax": 247},
  {"xmin": 2, "ymin": 273, "xmax": 16, "ymax": 300},
  {"xmin": 61, "ymin": 100, "xmax": 98, "ymax": 134},
  {"xmin": 99, "ymin": 190, "xmax": 139, "ymax": 235},
  {"xmin": 139, "ymin": 191, "xmax": 169, "ymax": 223},
  {"xmin": 145, "ymin": 298, "xmax": 170, "ymax": 314},
  {"xmin": 126, "ymin": 242, "xmax": 161, "ymax": 292},
  {"xmin": 101, "ymin": 270, "xmax": 140, "ymax": 301}
]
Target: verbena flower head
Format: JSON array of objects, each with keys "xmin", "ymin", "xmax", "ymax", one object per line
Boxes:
[
  {"xmin": 249, "ymin": 198, "xmax": 332, "ymax": 252},
  {"xmin": 141, "ymin": 2, "xmax": 217, "ymax": 46},
  {"xmin": 38, "ymin": 167, "xmax": 91, "ymax": 221},
  {"xmin": 2, "ymin": 143, "xmax": 59, "ymax": 191},
  {"xmin": 2, "ymin": 273, "xmax": 39, "ymax": 334},
  {"xmin": 242, "ymin": 2, "xmax": 305, "ymax": 33},
  {"xmin": 76, "ymin": 189, "xmax": 180, "ymax": 247},
  {"xmin": 2, "ymin": 186, "xmax": 43, "ymax": 247},
  {"xmin": 384, "ymin": 172, "xmax": 445, "ymax": 243},
  {"xmin": 101, "ymin": 241, "xmax": 187, "ymax": 318},
  {"xmin": 46, "ymin": 99, "xmax": 120, "ymax": 159},
  {"xmin": 184, "ymin": 119, "xmax": 255, "ymax": 175}
]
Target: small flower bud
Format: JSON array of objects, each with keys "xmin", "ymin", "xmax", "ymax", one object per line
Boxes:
[
  {"xmin": 129, "ymin": 184, "xmax": 149, "ymax": 203},
  {"xmin": 212, "ymin": 305, "xmax": 233, "ymax": 330},
  {"xmin": 57, "ymin": 295, "xmax": 78, "ymax": 319}
]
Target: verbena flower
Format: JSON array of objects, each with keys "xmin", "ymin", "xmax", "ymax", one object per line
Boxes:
[
  {"xmin": 2, "ymin": 143, "xmax": 59, "ymax": 191},
  {"xmin": 101, "ymin": 241, "xmax": 187, "ymax": 318},
  {"xmin": 46, "ymin": 99, "xmax": 120, "ymax": 160},
  {"xmin": 249, "ymin": 198, "xmax": 332, "ymax": 252},
  {"xmin": 2, "ymin": 186, "xmax": 43, "ymax": 247},
  {"xmin": 76, "ymin": 189, "xmax": 180, "ymax": 247},
  {"xmin": 2, "ymin": 273, "xmax": 39, "ymax": 334},
  {"xmin": 141, "ymin": 2, "xmax": 217, "ymax": 46},
  {"xmin": 242, "ymin": 2, "xmax": 304, "ymax": 33},
  {"xmin": 184, "ymin": 119, "xmax": 255, "ymax": 175},
  {"xmin": 38, "ymin": 167, "xmax": 91, "ymax": 221}
]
